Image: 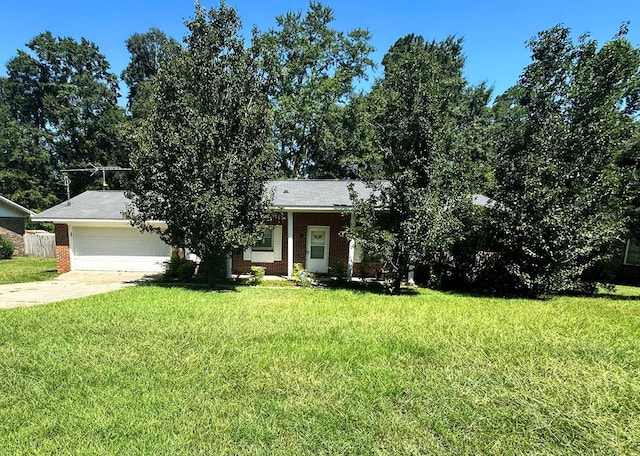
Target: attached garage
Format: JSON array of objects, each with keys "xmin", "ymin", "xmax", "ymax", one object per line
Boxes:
[
  {"xmin": 32, "ymin": 191, "xmax": 173, "ymax": 273},
  {"xmin": 70, "ymin": 225, "xmax": 171, "ymax": 272}
]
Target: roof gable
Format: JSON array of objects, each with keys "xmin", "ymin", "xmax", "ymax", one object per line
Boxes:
[{"xmin": 0, "ymin": 195, "xmax": 35, "ymax": 218}]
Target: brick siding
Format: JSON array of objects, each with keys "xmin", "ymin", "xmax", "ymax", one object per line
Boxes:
[
  {"xmin": 233, "ymin": 212, "xmax": 356, "ymax": 276},
  {"xmin": 54, "ymin": 224, "xmax": 71, "ymax": 272}
]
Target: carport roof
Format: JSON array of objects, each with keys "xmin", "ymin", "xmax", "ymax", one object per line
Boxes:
[{"xmin": 32, "ymin": 180, "xmax": 377, "ymax": 222}]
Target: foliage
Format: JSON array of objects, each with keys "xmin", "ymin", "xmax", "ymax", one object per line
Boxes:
[
  {"xmin": 350, "ymin": 35, "xmax": 492, "ymax": 294},
  {"xmin": 248, "ymin": 265, "xmax": 265, "ymax": 285},
  {"xmin": 126, "ymin": 4, "xmax": 274, "ymax": 287},
  {"xmin": 291, "ymin": 262, "xmax": 313, "ymax": 287},
  {"xmin": 121, "ymin": 28, "xmax": 180, "ymax": 118},
  {"xmin": 0, "ymin": 99, "xmax": 58, "ymax": 211},
  {"xmin": 163, "ymin": 253, "xmax": 196, "ymax": 282},
  {"xmin": 329, "ymin": 261, "xmax": 346, "ymax": 280},
  {"xmin": 0, "ymin": 236, "xmax": 15, "ymax": 259},
  {"xmin": 488, "ymin": 25, "xmax": 640, "ymax": 296},
  {"xmin": 2, "ymin": 286, "xmax": 640, "ymax": 454},
  {"xmin": 0, "ymin": 32, "xmax": 129, "ymax": 202},
  {"xmin": 257, "ymin": 1, "xmax": 374, "ymax": 178}
]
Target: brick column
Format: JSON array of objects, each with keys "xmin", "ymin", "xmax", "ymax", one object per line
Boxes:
[{"xmin": 54, "ymin": 224, "xmax": 71, "ymax": 272}]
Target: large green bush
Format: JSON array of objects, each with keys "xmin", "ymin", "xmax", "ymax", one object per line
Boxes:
[{"xmin": 0, "ymin": 236, "xmax": 15, "ymax": 259}]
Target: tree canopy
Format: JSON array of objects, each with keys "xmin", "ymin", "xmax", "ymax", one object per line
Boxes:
[
  {"xmin": 488, "ymin": 25, "xmax": 640, "ymax": 295},
  {"xmin": 0, "ymin": 31, "xmax": 128, "ymax": 208},
  {"xmin": 125, "ymin": 3, "xmax": 274, "ymax": 286},
  {"xmin": 256, "ymin": 1, "xmax": 374, "ymax": 178},
  {"xmin": 121, "ymin": 28, "xmax": 180, "ymax": 118},
  {"xmin": 1, "ymin": 2, "xmax": 639, "ymax": 296},
  {"xmin": 350, "ymin": 34, "xmax": 492, "ymax": 294}
]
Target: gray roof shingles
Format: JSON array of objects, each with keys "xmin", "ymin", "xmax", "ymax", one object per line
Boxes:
[
  {"xmin": 32, "ymin": 191, "xmax": 132, "ymax": 221},
  {"xmin": 32, "ymin": 180, "xmax": 374, "ymax": 221}
]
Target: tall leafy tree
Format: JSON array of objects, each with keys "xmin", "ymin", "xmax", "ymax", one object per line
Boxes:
[
  {"xmin": 0, "ymin": 94, "xmax": 57, "ymax": 210},
  {"xmin": 489, "ymin": 25, "xmax": 640, "ymax": 295},
  {"xmin": 121, "ymin": 28, "xmax": 180, "ymax": 118},
  {"xmin": 351, "ymin": 35, "xmax": 492, "ymax": 294},
  {"xmin": 126, "ymin": 3, "xmax": 274, "ymax": 286},
  {"xmin": 257, "ymin": 1, "xmax": 373, "ymax": 178},
  {"xmin": 1, "ymin": 32, "xmax": 128, "ymax": 198}
]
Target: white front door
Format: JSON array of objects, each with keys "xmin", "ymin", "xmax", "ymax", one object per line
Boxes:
[{"xmin": 306, "ymin": 226, "xmax": 330, "ymax": 273}]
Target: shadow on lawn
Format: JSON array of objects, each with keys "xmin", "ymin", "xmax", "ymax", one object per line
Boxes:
[
  {"xmin": 138, "ymin": 276, "xmax": 422, "ymax": 296},
  {"xmin": 316, "ymin": 279, "xmax": 420, "ymax": 296},
  {"xmin": 138, "ymin": 279, "xmax": 240, "ymax": 293},
  {"xmin": 439, "ymin": 288, "xmax": 640, "ymax": 302},
  {"xmin": 588, "ymin": 293, "xmax": 640, "ymax": 302}
]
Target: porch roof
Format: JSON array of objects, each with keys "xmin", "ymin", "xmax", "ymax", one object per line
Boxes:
[{"xmin": 268, "ymin": 180, "xmax": 373, "ymax": 210}]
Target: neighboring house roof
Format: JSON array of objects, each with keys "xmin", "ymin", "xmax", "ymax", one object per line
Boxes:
[
  {"xmin": 32, "ymin": 180, "xmax": 377, "ymax": 222},
  {"xmin": 0, "ymin": 195, "xmax": 36, "ymax": 218}
]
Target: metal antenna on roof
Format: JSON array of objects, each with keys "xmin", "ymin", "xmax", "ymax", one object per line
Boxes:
[
  {"xmin": 61, "ymin": 164, "xmax": 132, "ymax": 190},
  {"xmin": 59, "ymin": 174, "xmax": 71, "ymax": 206}
]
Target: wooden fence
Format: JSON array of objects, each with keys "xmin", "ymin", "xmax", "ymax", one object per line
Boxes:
[{"xmin": 24, "ymin": 231, "xmax": 56, "ymax": 258}]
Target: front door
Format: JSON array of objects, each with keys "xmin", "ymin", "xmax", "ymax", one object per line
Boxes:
[{"xmin": 306, "ymin": 226, "xmax": 330, "ymax": 273}]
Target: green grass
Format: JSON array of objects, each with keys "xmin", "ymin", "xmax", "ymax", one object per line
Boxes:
[
  {"xmin": 1, "ymin": 286, "xmax": 639, "ymax": 455},
  {"xmin": 0, "ymin": 256, "xmax": 58, "ymax": 284}
]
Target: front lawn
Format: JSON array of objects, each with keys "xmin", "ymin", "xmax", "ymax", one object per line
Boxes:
[
  {"xmin": 0, "ymin": 256, "xmax": 58, "ymax": 284},
  {"xmin": 1, "ymin": 286, "xmax": 639, "ymax": 454}
]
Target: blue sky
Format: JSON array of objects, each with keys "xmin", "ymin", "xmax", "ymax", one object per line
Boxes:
[{"xmin": 1, "ymin": 0, "xmax": 638, "ymax": 101}]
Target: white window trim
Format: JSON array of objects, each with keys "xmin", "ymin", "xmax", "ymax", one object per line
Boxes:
[{"xmin": 243, "ymin": 225, "xmax": 282, "ymax": 263}]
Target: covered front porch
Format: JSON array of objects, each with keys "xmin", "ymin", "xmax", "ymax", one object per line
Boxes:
[{"xmin": 231, "ymin": 210, "xmax": 366, "ymax": 281}]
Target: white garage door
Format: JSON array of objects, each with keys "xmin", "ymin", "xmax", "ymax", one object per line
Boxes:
[{"xmin": 72, "ymin": 226, "xmax": 171, "ymax": 272}]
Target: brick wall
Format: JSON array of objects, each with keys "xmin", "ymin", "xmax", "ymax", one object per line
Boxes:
[
  {"xmin": 54, "ymin": 224, "xmax": 71, "ymax": 273},
  {"xmin": 616, "ymin": 265, "xmax": 640, "ymax": 285},
  {"xmin": 232, "ymin": 212, "xmax": 354, "ymax": 276},
  {"xmin": 232, "ymin": 213, "xmax": 289, "ymax": 276}
]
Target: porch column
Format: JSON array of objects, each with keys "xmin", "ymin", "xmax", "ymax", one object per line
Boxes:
[
  {"xmin": 225, "ymin": 255, "xmax": 232, "ymax": 279},
  {"xmin": 347, "ymin": 212, "xmax": 355, "ymax": 282},
  {"xmin": 287, "ymin": 211, "xmax": 294, "ymax": 279}
]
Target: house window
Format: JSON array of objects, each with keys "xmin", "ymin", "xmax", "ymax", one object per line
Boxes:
[
  {"xmin": 625, "ymin": 239, "xmax": 640, "ymax": 265},
  {"xmin": 253, "ymin": 228, "xmax": 274, "ymax": 252}
]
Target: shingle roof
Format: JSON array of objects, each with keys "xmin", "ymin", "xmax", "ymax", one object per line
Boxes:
[
  {"xmin": 32, "ymin": 180, "xmax": 375, "ymax": 222},
  {"xmin": 268, "ymin": 180, "xmax": 372, "ymax": 209},
  {"xmin": 31, "ymin": 191, "xmax": 132, "ymax": 221},
  {"xmin": 0, "ymin": 195, "xmax": 36, "ymax": 217}
]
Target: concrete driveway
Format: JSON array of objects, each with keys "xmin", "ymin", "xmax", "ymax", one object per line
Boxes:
[{"xmin": 0, "ymin": 271, "xmax": 156, "ymax": 309}]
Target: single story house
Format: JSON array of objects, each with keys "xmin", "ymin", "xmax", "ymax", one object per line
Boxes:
[
  {"xmin": 0, "ymin": 195, "xmax": 36, "ymax": 256},
  {"xmin": 32, "ymin": 180, "xmax": 376, "ymax": 279}
]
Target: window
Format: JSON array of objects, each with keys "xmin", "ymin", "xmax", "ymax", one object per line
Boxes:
[
  {"xmin": 243, "ymin": 226, "xmax": 282, "ymax": 263},
  {"xmin": 625, "ymin": 239, "xmax": 640, "ymax": 265},
  {"xmin": 253, "ymin": 228, "xmax": 274, "ymax": 252}
]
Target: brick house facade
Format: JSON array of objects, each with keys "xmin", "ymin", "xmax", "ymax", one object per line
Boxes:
[
  {"xmin": 232, "ymin": 212, "xmax": 357, "ymax": 276},
  {"xmin": 34, "ymin": 181, "xmax": 381, "ymax": 279}
]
